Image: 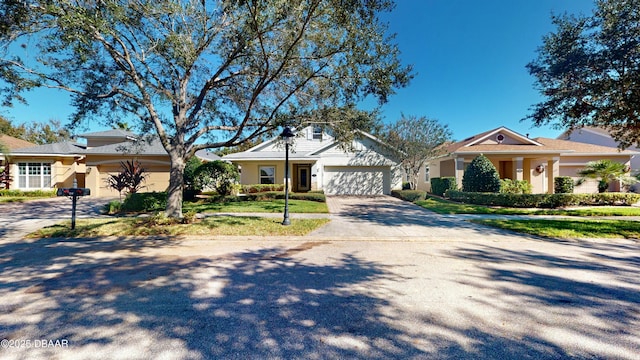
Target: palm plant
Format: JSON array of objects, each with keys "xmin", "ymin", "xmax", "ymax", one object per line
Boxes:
[{"xmin": 578, "ymin": 160, "xmax": 628, "ymax": 193}]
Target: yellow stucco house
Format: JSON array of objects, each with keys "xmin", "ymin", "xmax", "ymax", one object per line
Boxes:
[
  {"xmin": 5, "ymin": 129, "xmax": 171, "ymax": 196},
  {"xmin": 417, "ymin": 126, "xmax": 637, "ymax": 194}
]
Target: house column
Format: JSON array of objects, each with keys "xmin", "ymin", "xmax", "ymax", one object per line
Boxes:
[
  {"xmin": 513, "ymin": 157, "xmax": 524, "ymax": 181},
  {"xmin": 455, "ymin": 157, "xmax": 465, "ymax": 189},
  {"xmin": 548, "ymin": 157, "xmax": 560, "ymax": 193}
]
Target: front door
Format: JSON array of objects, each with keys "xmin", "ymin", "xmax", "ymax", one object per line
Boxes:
[{"xmin": 296, "ymin": 165, "xmax": 311, "ymax": 192}]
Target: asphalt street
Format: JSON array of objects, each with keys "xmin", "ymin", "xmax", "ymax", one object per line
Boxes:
[{"xmin": 0, "ymin": 196, "xmax": 638, "ymax": 359}]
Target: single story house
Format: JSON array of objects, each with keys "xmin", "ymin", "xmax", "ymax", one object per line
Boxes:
[
  {"xmin": 5, "ymin": 129, "xmax": 171, "ymax": 196},
  {"xmin": 223, "ymin": 126, "xmax": 403, "ymax": 195},
  {"xmin": 558, "ymin": 126, "xmax": 640, "ymax": 171},
  {"xmin": 417, "ymin": 126, "xmax": 637, "ymax": 194}
]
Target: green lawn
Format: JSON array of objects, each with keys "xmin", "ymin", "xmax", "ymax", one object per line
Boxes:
[
  {"xmin": 32, "ymin": 216, "xmax": 329, "ymax": 238},
  {"xmin": 471, "ymin": 218, "xmax": 640, "ymax": 239},
  {"xmin": 183, "ymin": 199, "xmax": 329, "ymax": 214},
  {"xmin": 416, "ymin": 196, "xmax": 640, "ymax": 216}
]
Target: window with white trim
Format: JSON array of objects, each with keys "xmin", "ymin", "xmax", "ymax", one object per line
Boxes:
[
  {"xmin": 18, "ymin": 162, "xmax": 52, "ymax": 189},
  {"xmin": 425, "ymin": 166, "xmax": 430, "ymax": 182},
  {"xmin": 259, "ymin": 166, "xmax": 275, "ymax": 184},
  {"xmin": 313, "ymin": 126, "xmax": 323, "ymax": 140}
]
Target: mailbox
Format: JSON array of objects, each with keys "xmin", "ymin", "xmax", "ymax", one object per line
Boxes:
[
  {"xmin": 56, "ymin": 187, "xmax": 90, "ymax": 230},
  {"xmin": 57, "ymin": 188, "xmax": 91, "ymax": 197}
]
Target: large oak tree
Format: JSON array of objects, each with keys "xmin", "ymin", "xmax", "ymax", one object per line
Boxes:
[
  {"xmin": 526, "ymin": 0, "xmax": 640, "ymax": 148},
  {"xmin": 0, "ymin": 0, "xmax": 412, "ymax": 217}
]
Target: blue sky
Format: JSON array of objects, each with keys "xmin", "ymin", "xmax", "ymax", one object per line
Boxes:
[{"xmin": 1, "ymin": 1, "xmax": 595, "ymax": 141}]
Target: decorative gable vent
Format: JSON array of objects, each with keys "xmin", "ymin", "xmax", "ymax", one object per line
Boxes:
[{"xmin": 496, "ymin": 133, "xmax": 505, "ymax": 143}]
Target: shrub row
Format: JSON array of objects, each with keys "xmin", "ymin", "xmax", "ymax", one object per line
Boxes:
[
  {"xmin": 391, "ymin": 190, "xmax": 427, "ymax": 202},
  {"xmin": 446, "ymin": 190, "xmax": 640, "ymax": 208},
  {"xmin": 0, "ymin": 189, "xmax": 57, "ymax": 197},
  {"xmin": 241, "ymin": 184, "xmax": 285, "ymax": 193},
  {"xmin": 121, "ymin": 190, "xmax": 327, "ymax": 212},
  {"xmin": 430, "ymin": 177, "xmax": 457, "ymax": 196}
]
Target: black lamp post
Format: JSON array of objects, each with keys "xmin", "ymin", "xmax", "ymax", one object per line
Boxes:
[{"xmin": 280, "ymin": 126, "xmax": 295, "ymax": 225}]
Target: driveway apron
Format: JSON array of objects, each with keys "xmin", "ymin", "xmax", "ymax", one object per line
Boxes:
[
  {"xmin": 0, "ymin": 197, "xmax": 114, "ymax": 241},
  {"xmin": 308, "ymin": 195, "xmax": 504, "ymax": 240}
]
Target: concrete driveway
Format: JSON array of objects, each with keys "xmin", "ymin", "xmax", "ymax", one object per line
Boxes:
[
  {"xmin": 0, "ymin": 197, "xmax": 114, "ymax": 240},
  {"xmin": 1, "ymin": 196, "xmax": 639, "ymax": 359},
  {"xmin": 308, "ymin": 195, "xmax": 504, "ymax": 240}
]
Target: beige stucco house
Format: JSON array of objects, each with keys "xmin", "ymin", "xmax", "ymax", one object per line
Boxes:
[
  {"xmin": 559, "ymin": 126, "xmax": 640, "ymax": 172},
  {"xmin": 417, "ymin": 126, "xmax": 637, "ymax": 194},
  {"xmin": 5, "ymin": 129, "xmax": 171, "ymax": 196},
  {"xmin": 223, "ymin": 126, "xmax": 403, "ymax": 195}
]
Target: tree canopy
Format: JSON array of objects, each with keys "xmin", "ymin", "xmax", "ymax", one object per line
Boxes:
[
  {"xmin": 526, "ymin": 0, "xmax": 640, "ymax": 148},
  {"xmin": 379, "ymin": 114, "xmax": 451, "ymax": 190},
  {"xmin": 0, "ymin": 0, "xmax": 413, "ymax": 217}
]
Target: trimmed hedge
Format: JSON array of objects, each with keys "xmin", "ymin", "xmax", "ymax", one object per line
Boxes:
[
  {"xmin": 241, "ymin": 184, "xmax": 285, "ymax": 193},
  {"xmin": 554, "ymin": 176, "xmax": 574, "ymax": 193},
  {"xmin": 391, "ymin": 190, "xmax": 427, "ymax": 202},
  {"xmin": 0, "ymin": 189, "xmax": 57, "ymax": 197},
  {"xmin": 122, "ymin": 192, "xmax": 167, "ymax": 212},
  {"xmin": 430, "ymin": 177, "xmax": 457, "ymax": 196},
  {"xmin": 446, "ymin": 190, "xmax": 640, "ymax": 208}
]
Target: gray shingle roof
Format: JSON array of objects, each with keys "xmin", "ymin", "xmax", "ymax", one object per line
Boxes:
[
  {"xmin": 78, "ymin": 129, "xmax": 137, "ymax": 139},
  {"xmin": 83, "ymin": 137, "xmax": 168, "ymax": 156},
  {"xmin": 11, "ymin": 141, "xmax": 86, "ymax": 155}
]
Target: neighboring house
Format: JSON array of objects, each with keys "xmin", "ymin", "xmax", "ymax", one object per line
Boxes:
[
  {"xmin": 558, "ymin": 126, "xmax": 640, "ymax": 171},
  {"xmin": 223, "ymin": 126, "xmax": 403, "ymax": 195},
  {"xmin": 0, "ymin": 134, "xmax": 36, "ymax": 151},
  {"xmin": 6, "ymin": 129, "xmax": 171, "ymax": 196},
  {"xmin": 418, "ymin": 126, "xmax": 637, "ymax": 194}
]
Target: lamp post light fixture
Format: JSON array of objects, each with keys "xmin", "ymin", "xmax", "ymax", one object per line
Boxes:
[{"xmin": 280, "ymin": 126, "xmax": 295, "ymax": 225}]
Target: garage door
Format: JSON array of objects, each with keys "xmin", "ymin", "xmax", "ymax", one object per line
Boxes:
[{"xmin": 323, "ymin": 166, "xmax": 390, "ymax": 195}]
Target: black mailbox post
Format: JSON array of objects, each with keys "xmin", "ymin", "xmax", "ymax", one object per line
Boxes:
[{"xmin": 57, "ymin": 188, "xmax": 91, "ymax": 229}]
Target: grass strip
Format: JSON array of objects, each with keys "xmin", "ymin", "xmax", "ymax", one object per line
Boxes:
[
  {"xmin": 416, "ymin": 196, "xmax": 640, "ymax": 216},
  {"xmin": 183, "ymin": 199, "xmax": 329, "ymax": 214},
  {"xmin": 471, "ymin": 218, "xmax": 640, "ymax": 239},
  {"xmin": 31, "ymin": 217, "xmax": 330, "ymax": 238}
]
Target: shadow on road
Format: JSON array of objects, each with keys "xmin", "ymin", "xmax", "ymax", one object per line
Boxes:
[{"xmin": 2, "ymin": 234, "xmax": 638, "ymax": 358}]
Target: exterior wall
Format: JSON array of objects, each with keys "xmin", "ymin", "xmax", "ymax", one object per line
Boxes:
[
  {"xmin": 8, "ymin": 156, "xmax": 81, "ymax": 190},
  {"xmin": 564, "ymin": 129, "xmax": 640, "ymax": 171},
  {"xmin": 86, "ymin": 155, "xmax": 170, "ymax": 197}
]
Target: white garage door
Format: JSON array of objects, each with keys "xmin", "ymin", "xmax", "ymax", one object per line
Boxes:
[{"xmin": 323, "ymin": 166, "xmax": 390, "ymax": 195}]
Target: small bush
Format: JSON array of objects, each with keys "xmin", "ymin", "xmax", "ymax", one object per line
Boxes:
[
  {"xmin": 104, "ymin": 200, "xmax": 123, "ymax": 214},
  {"xmin": 243, "ymin": 191, "xmax": 326, "ymax": 202},
  {"xmin": 430, "ymin": 177, "xmax": 457, "ymax": 196},
  {"xmin": 554, "ymin": 177, "xmax": 574, "ymax": 194},
  {"xmin": 462, "ymin": 155, "xmax": 501, "ymax": 193},
  {"xmin": 122, "ymin": 192, "xmax": 167, "ymax": 212},
  {"xmin": 500, "ymin": 179, "xmax": 532, "ymax": 194},
  {"xmin": 391, "ymin": 190, "xmax": 427, "ymax": 202}
]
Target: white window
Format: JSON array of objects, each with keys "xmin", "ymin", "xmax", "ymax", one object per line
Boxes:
[
  {"xmin": 425, "ymin": 166, "xmax": 430, "ymax": 182},
  {"xmin": 313, "ymin": 126, "xmax": 323, "ymax": 140},
  {"xmin": 18, "ymin": 162, "xmax": 52, "ymax": 189},
  {"xmin": 259, "ymin": 166, "xmax": 275, "ymax": 184}
]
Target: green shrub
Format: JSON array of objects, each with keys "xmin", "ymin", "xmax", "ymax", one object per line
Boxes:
[
  {"xmin": 0, "ymin": 189, "xmax": 57, "ymax": 197},
  {"xmin": 241, "ymin": 184, "xmax": 285, "ymax": 193},
  {"xmin": 122, "ymin": 192, "xmax": 167, "ymax": 212},
  {"xmin": 194, "ymin": 160, "xmax": 239, "ymax": 195},
  {"xmin": 447, "ymin": 190, "xmax": 640, "ymax": 208},
  {"xmin": 462, "ymin": 155, "xmax": 500, "ymax": 193},
  {"xmin": 243, "ymin": 191, "xmax": 326, "ymax": 202},
  {"xmin": 430, "ymin": 177, "xmax": 457, "ymax": 196},
  {"xmin": 500, "ymin": 179, "xmax": 532, "ymax": 194},
  {"xmin": 554, "ymin": 176, "xmax": 574, "ymax": 193},
  {"xmin": 104, "ymin": 200, "xmax": 123, "ymax": 214},
  {"xmin": 391, "ymin": 190, "xmax": 427, "ymax": 202}
]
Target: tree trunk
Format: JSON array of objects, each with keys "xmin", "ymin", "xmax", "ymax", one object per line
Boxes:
[{"xmin": 166, "ymin": 154, "xmax": 186, "ymax": 218}]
